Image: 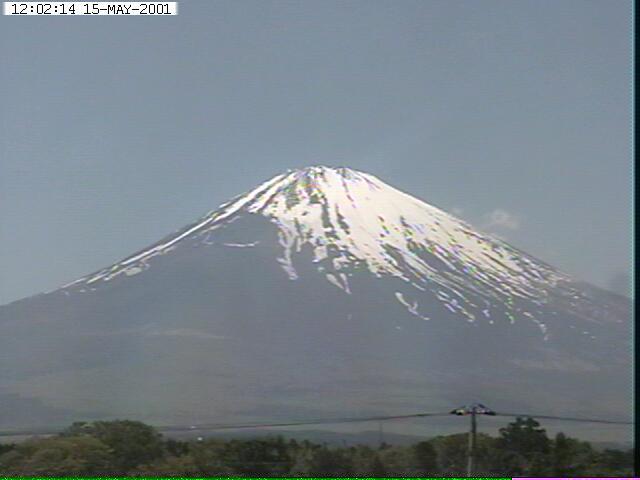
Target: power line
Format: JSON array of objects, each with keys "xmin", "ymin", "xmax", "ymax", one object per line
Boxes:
[
  {"xmin": 494, "ymin": 412, "xmax": 632, "ymax": 425},
  {"xmin": 158, "ymin": 411, "xmax": 452, "ymax": 433},
  {"xmin": 0, "ymin": 412, "xmax": 449, "ymax": 438},
  {"xmin": 0, "ymin": 409, "xmax": 631, "ymax": 438},
  {"xmin": 158, "ymin": 411, "xmax": 632, "ymax": 435}
]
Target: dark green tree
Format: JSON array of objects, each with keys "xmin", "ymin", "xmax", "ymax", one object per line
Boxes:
[
  {"xmin": 586, "ymin": 448, "xmax": 635, "ymax": 476},
  {"xmin": 0, "ymin": 417, "xmax": 634, "ymax": 477},
  {"xmin": 0, "ymin": 435, "xmax": 113, "ymax": 475},
  {"xmin": 431, "ymin": 432, "xmax": 497, "ymax": 475},
  {"xmin": 495, "ymin": 416, "xmax": 551, "ymax": 475},
  {"xmin": 0, "ymin": 443, "xmax": 15, "ymax": 456},
  {"xmin": 183, "ymin": 439, "xmax": 234, "ymax": 476},
  {"xmin": 190, "ymin": 436, "xmax": 292, "ymax": 476},
  {"xmin": 165, "ymin": 438, "xmax": 190, "ymax": 457},
  {"xmin": 377, "ymin": 444, "xmax": 424, "ymax": 476},
  {"xmin": 290, "ymin": 444, "xmax": 352, "ymax": 477},
  {"xmin": 348, "ymin": 445, "xmax": 387, "ymax": 476},
  {"xmin": 430, "ymin": 433, "xmax": 468, "ymax": 474},
  {"xmin": 413, "ymin": 440, "xmax": 439, "ymax": 474},
  {"xmin": 128, "ymin": 454, "xmax": 201, "ymax": 477},
  {"xmin": 551, "ymin": 432, "xmax": 595, "ymax": 475},
  {"xmin": 62, "ymin": 419, "xmax": 164, "ymax": 470}
]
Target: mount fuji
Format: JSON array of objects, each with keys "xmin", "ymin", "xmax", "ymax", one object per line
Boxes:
[{"xmin": 0, "ymin": 166, "xmax": 631, "ymax": 439}]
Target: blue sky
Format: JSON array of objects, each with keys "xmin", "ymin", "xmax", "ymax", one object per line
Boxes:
[{"xmin": 0, "ymin": 0, "xmax": 632, "ymax": 304}]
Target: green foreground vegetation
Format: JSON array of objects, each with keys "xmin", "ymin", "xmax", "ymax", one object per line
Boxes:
[{"xmin": 0, "ymin": 417, "xmax": 633, "ymax": 476}]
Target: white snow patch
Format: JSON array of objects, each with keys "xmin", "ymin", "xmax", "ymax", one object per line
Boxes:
[
  {"xmin": 223, "ymin": 241, "xmax": 260, "ymax": 248},
  {"xmin": 395, "ymin": 292, "xmax": 430, "ymax": 320}
]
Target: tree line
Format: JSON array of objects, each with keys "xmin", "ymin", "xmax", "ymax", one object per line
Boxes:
[{"xmin": 0, "ymin": 417, "xmax": 633, "ymax": 476}]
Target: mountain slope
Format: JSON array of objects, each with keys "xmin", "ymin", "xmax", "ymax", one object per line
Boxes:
[{"xmin": 0, "ymin": 166, "xmax": 631, "ymax": 440}]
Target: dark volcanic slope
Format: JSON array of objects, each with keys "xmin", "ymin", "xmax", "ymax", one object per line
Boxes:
[{"xmin": 0, "ymin": 167, "xmax": 631, "ymax": 440}]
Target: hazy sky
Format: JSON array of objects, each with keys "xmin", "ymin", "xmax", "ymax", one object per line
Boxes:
[{"xmin": 0, "ymin": 0, "xmax": 632, "ymax": 305}]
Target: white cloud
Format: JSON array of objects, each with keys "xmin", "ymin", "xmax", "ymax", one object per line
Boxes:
[{"xmin": 483, "ymin": 208, "xmax": 521, "ymax": 231}]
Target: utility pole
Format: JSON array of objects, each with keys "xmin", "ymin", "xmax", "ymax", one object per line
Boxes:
[
  {"xmin": 467, "ymin": 406, "xmax": 477, "ymax": 477},
  {"xmin": 450, "ymin": 402, "xmax": 496, "ymax": 477}
]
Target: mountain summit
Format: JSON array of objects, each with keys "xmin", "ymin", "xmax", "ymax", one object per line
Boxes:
[
  {"xmin": 67, "ymin": 166, "xmax": 582, "ymax": 338},
  {"xmin": 0, "ymin": 166, "xmax": 631, "ymax": 440}
]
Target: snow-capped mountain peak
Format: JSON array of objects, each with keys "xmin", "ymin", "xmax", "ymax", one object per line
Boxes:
[
  {"xmin": 63, "ymin": 166, "xmax": 578, "ymax": 337},
  {"xmin": 239, "ymin": 166, "xmax": 565, "ymax": 295}
]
